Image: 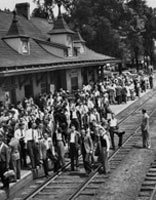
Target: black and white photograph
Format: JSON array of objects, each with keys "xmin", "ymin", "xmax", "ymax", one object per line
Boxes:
[{"xmin": 0, "ymin": 0, "xmax": 156, "ymax": 199}]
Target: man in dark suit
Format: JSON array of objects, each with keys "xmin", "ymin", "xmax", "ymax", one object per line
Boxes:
[
  {"xmin": 0, "ymin": 133, "xmax": 10, "ymax": 190},
  {"xmin": 68, "ymin": 124, "xmax": 81, "ymax": 171}
]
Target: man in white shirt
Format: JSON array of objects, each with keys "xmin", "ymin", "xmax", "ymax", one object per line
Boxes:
[
  {"xmin": 25, "ymin": 123, "xmax": 40, "ymax": 170},
  {"xmin": 11, "ymin": 107, "xmax": 19, "ymax": 121},
  {"xmin": 76, "ymin": 102, "xmax": 89, "ymax": 128},
  {"xmin": 108, "ymin": 113, "xmax": 125, "ymax": 150},
  {"xmin": 70, "ymin": 105, "xmax": 80, "ymax": 131},
  {"xmin": 87, "ymin": 97, "xmax": 94, "ymax": 110},
  {"xmin": 14, "ymin": 122, "xmax": 27, "ymax": 168},
  {"xmin": 141, "ymin": 109, "xmax": 150, "ymax": 148}
]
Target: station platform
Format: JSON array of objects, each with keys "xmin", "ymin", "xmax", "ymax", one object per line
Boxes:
[
  {"xmin": 111, "ymin": 89, "xmax": 151, "ymax": 116},
  {"xmin": 0, "ymin": 170, "xmax": 32, "ymax": 200},
  {"xmin": 111, "ymin": 73, "xmax": 156, "ymax": 115},
  {"xmin": 0, "ymin": 73, "xmax": 156, "ymax": 200}
]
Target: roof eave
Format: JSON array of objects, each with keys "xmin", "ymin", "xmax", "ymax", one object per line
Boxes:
[
  {"xmin": 2, "ymin": 35, "xmax": 30, "ymax": 39},
  {"xmin": 73, "ymin": 40, "xmax": 86, "ymax": 43},
  {"xmin": 0, "ymin": 58, "xmax": 121, "ymax": 77},
  {"xmin": 48, "ymin": 30, "xmax": 75, "ymax": 35}
]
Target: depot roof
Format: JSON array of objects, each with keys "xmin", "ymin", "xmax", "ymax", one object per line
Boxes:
[{"xmin": 0, "ymin": 10, "xmax": 120, "ymax": 76}]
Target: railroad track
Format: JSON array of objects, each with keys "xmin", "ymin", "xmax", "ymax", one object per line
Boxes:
[
  {"xmin": 68, "ymin": 95, "xmax": 156, "ymax": 200},
  {"xmin": 136, "ymin": 110, "xmax": 156, "ymax": 200},
  {"xmin": 12, "ymin": 89, "xmax": 156, "ymax": 200},
  {"xmin": 137, "ymin": 159, "xmax": 156, "ymax": 200}
]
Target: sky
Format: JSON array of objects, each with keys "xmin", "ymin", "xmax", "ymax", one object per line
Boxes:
[
  {"xmin": 0, "ymin": 0, "xmax": 36, "ymax": 13},
  {"xmin": 0, "ymin": 0, "xmax": 156, "ymax": 14},
  {"xmin": 0, "ymin": 0, "xmax": 59, "ymax": 15}
]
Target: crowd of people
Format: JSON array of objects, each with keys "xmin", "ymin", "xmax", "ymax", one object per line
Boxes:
[{"xmin": 0, "ymin": 71, "xmax": 154, "ymax": 191}]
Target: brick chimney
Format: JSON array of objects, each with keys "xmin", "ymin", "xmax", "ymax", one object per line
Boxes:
[{"xmin": 15, "ymin": 3, "xmax": 30, "ymax": 20}]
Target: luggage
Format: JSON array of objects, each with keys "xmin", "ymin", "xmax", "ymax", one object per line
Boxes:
[{"xmin": 4, "ymin": 170, "xmax": 15, "ymax": 179}]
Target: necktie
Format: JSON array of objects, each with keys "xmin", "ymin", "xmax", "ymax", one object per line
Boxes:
[
  {"xmin": 39, "ymin": 130, "xmax": 42, "ymax": 139},
  {"xmin": 21, "ymin": 130, "xmax": 23, "ymax": 137},
  {"xmin": 32, "ymin": 130, "xmax": 35, "ymax": 140}
]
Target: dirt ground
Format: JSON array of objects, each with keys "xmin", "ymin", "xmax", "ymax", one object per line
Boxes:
[{"xmin": 95, "ymin": 117, "xmax": 156, "ymax": 200}]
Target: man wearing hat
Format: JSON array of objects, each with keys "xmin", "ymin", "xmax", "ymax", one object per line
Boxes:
[{"xmin": 0, "ymin": 133, "xmax": 10, "ymax": 189}]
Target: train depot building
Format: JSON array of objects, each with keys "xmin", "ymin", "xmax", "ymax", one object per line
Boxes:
[{"xmin": 0, "ymin": 2, "xmax": 120, "ymax": 104}]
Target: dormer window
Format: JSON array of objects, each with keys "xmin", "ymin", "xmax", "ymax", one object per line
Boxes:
[
  {"xmin": 48, "ymin": 3, "xmax": 75, "ymax": 49},
  {"xmin": 2, "ymin": 11, "xmax": 30, "ymax": 55},
  {"xmin": 73, "ymin": 31, "xmax": 86, "ymax": 55},
  {"xmin": 22, "ymin": 39, "xmax": 30, "ymax": 54},
  {"xmin": 68, "ymin": 47, "xmax": 73, "ymax": 57}
]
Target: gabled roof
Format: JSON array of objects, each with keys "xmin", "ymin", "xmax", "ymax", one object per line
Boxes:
[
  {"xmin": 67, "ymin": 47, "xmax": 115, "ymax": 62},
  {"xmin": 73, "ymin": 31, "xmax": 86, "ymax": 43},
  {"xmin": 0, "ymin": 8, "xmax": 120, "ymax": 75},
  {"xmin": 0, "ymin": 11, "xmax": 48, "ymax": 40},
  {"xmin": 0, "ymin": 38, "xmax": 64, "ymax": 67},
  {"xmin": 48, "ymin": 5, "xmax": 74, "ymax": 35},
  {"xmin": 4, "ymin": 11, "xmax": 28, "ymax": 39}
]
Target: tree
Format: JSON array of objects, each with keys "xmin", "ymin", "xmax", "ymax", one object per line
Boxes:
[
  {"xmin": 66, "ymin": 0, "xmax": 127, "ymax": 58},
  {"xmin": 32, "ymin": 0, "xmax": 156, "ymax": 70}
]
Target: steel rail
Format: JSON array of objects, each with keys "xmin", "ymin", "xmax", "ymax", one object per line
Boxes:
[
  {"xmin": 22, "ymin": 89, "xmax": 156, "ymax": 200},
  {"xmin": 67, "ymin": 105, "xmax": 156, "ymax": 200},
  {"xmin": 149, "ymin": 180, "xmax": 156, "ymax": 200}
]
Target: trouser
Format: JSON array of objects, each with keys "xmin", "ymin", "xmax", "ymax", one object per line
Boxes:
[
  {"xmin": 122, "ymin": 95, "xmax": 127, "ymax": 103},
  {"xmin": 135, "ymin": 87, "xmax": 140, "ymax": 97},
  {"xmin": 98, "ymin": 108, "xmax": 107, "ymax": 120},
  {"xmin": 142, "ymin": 84, "xmax": 146, "ymax": 92},
  {"xmin": 42, "ymin": 149, "xmax": 59, "ymax": 176},
  {"xmin": 42, "ymin": 158, "xmax": 49, "ymax": 176},
  {"xmin": 109, "ymin": 94, "xmax": 116, "ymax": 105},
  {"xmin": 150, "ymin": 80, "xmax": 153, "ymax": 89},
  {"xmin": 27, "ymin": 140, "xmax": 39, "ymax": 169},
  {"xmin": 116, "ymin": 95, "xmax": 122, "ymax": 104},
  {"xmin": 0, "ymin": 162, "xmax": 9, "ymax": 188},
  {"xmin": 11, "ymin": 159, "xmax": 21, "ymax": 180},
  {"xmin": 19, "ymin": 139, "xmax": 27, "ymax": 168},
  {"xmin": 109, "ymin": 127, "xmax": 123, "ymax": 149},
  {"xmin": 70, "ymin": 143, "xmax": 79, "ymax": 171},
  {"xmin": 82, "ymin": 151, "xmax": 92, "ymax": 174},
  {"xmin": 142, "ymin": 130, "xmax": 150, "ymax": 148},
  {"xmin": 81, "ymin": 115, "xmax": 88, "ymax": 129},
  {"xmin": 100, "ymin": 147, "xmax": 110, "ymax": 173},
  {"xmin": 35, "ymin": 143, "xmax": 41, "ymax": 166},
  {"xmin": 57, "ymin": 141, "xmax": 65, "ymax": 167}
]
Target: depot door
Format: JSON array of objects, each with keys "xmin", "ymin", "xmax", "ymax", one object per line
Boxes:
[
  {"xmin": 71, "ymin": 76, "xmax": 78, "ymax": 91},
  {"xmin": 24, "ymin": 84, "xmax": 33, "ymax": 98}
]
